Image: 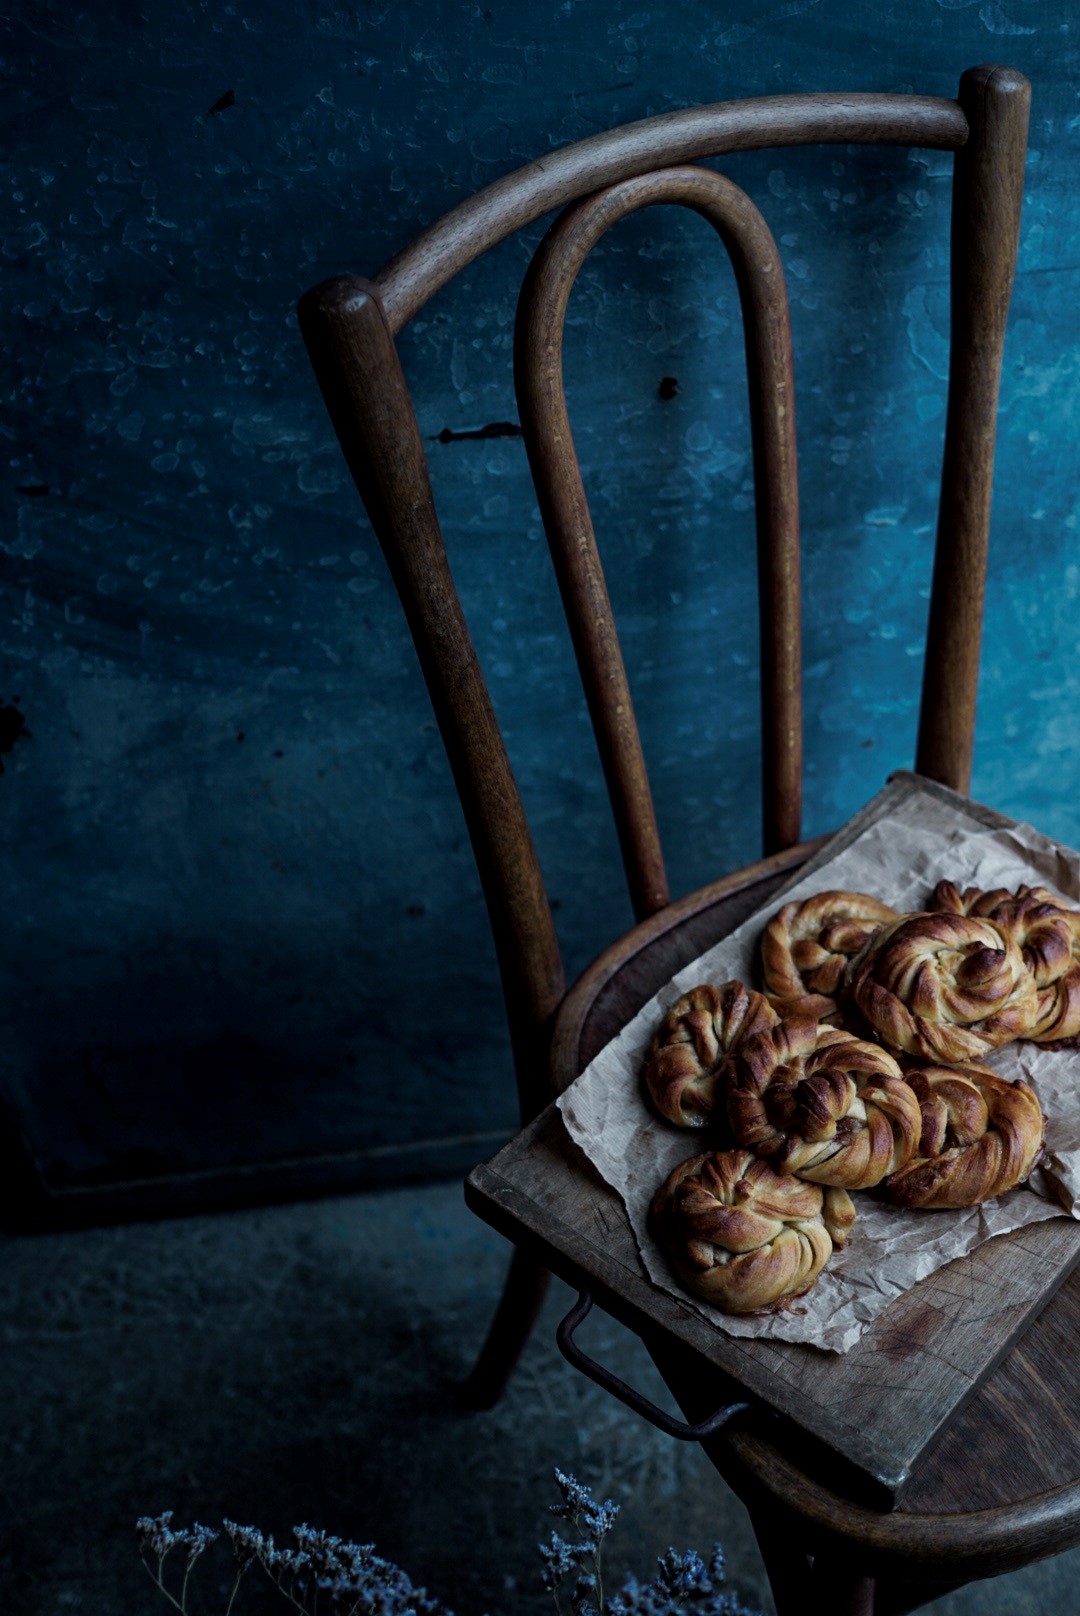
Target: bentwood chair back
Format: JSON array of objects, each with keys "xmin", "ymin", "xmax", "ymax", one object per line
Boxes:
[
  {"xmin": 297, "ymin": 66, "xmax": 1080, "ymax": 1615},
  {"xmin": 299, "ymin": 62, "xmax": 1026, "ymax": 1383}
]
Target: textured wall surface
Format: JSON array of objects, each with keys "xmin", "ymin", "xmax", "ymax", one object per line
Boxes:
[{"xmin": 2, "ymin": 0, "xmax": 1077, "ymax": 1203}]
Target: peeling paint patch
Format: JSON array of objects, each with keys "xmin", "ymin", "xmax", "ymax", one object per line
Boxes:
[{"xmin": 433, "ymin": 421, "xmax": 522, "ymax": 443}]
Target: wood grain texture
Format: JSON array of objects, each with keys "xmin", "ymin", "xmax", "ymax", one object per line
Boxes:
[
  {"xmin": 657, "ymin": 1310, "xmax": 1080, "ymax": 1584},
  {"xmin": 516, "ymin": 166, "xmax": 801, "ymax": 918},
  {"xmin": 297, "ymin": 277, "xmax": 565, "ymax": 1123},
  {"xmin": 469, "ymin": 1112, "xmax": 1080, "ymax": 1507},
  {"xmin": 466, "ymin": 774, "xmax": 1080, "ymax": 1525},
  {"xmin": 373, "ymin": 94, "xmax": 969, "ymax": 333},
  {"xmin": 916, "ymin": 66, "xmax": 1031, "ymax": 791}
]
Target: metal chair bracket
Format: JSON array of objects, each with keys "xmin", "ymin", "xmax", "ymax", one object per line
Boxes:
[{"xmin": 556, "ymin": 1289, "xmax": 755, "ymax": 1442}]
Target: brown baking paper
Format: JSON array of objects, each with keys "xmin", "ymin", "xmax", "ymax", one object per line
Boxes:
[{"xmin": 557, "ymin": 790, "xmax": 1080, "ymax": 1353}]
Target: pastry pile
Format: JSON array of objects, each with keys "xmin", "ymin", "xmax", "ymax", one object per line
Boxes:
[{"xmin": 645, "ymin": 880, "xmax": 1069, "ymax": 1316}]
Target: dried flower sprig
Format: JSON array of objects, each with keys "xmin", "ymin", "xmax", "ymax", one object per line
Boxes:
[
  {"xmin": 138, "ymin": 1509, "xmax": 454, "ymax": 1616},
  {"xmin": 540, "ymin": 1474, "xmax": 760, "ymax": 1616},
  {"xmin": 542, "ymin": 1468, "xmax": 620, "ymax": 1615},
  {"xmin": 137, "ymin": 1468, "xmax": 762, "ymax": 1616},
  {"xmin": 136, "ymin": 1514, "xmax": 220, "ymax": 1612}
]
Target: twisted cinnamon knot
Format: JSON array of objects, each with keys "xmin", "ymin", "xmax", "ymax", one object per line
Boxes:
[
  {"xmin": 930, "ymin": 880, "xmax": 1080, "ymax": 1045},
  {"xmin": 882, "ymin": 1062, "xmax": 1046, "ymax": 1209},
  {"xmin": 641, "ymin": 980, "xmax": 778, "ymax": 1128},
  {"xmin": 929, "ymin": 880, "xmax": 1019, "ymax": 919},
  {"xmin": 650, "ymin": 1148, "xmax": 856, "ymax": 1314},
  {"xmin": 760, "ymin": 889, "xmax": 898, "ymax": 1022},
  {"xmin": 726, "ymin": 1020, "xmax": 921, "ymax": 1189},
  {"xmin": 847, "ymin": 911, "xmax": 1039, "ymax": 1063},
  {"xmin": 1031, "ymin": 908, "xmax": 1080, "ymax": 1043}
]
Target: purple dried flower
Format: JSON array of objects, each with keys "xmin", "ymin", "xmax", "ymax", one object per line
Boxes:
[
  {"xmin": 551, "ymin": 1469, "xmax": 595, "ymax": 1517},
  {"xmin": 136, "ymin": 1464, "xmax": 759, "ymax": 1616},
  {"xmin": 549, "ymin": 1468, "xmax": 620, "ymax": 1550},
  {"xmin": 538, "ymin": 1531, "xmax": 579, "ymax": 1592},
  {"xmin": 136, "ymin": 1512, "xmax": 180, "ymax": 1560},
  {"xmin": 654, "ymin": 1548, "xmax": 710, "ymax": 1600},
  {"xmin": 183, "ymin": 1523, "xmax": 219, "ymax": 1571},
  {"xmin": 278, "ymin": 1524, "xmax": 454, "ymax": 1614},
  {"xmin": 222, "ymin": 1518, "xmax": 270, "ymax": 1571}
]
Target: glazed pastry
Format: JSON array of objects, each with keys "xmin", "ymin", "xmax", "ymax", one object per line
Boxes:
[
  {"xmin": 650, "ymin": 1148, "xmax": 856, "ymax": 1314},
  {"xmin": 847, "ymin": 911, "xmax": 1039, "ymax": 1063},
  {"xmin": 760, "ymin": 889, "xmax": 898, "ymax": 1023},
  {"xmin": 641, "ymin": 980, "xmax": 778, "ymax": 1128},
  {"xmin": 726, "ymin": 1018, "xmax": 922, "ymax": 1190},
  {"xmin": 928, "ymin": 879, "xmax": 1019, "ymax": 918},
  {"xmin": 983, "ymin": 894, "xmax": 1080, "ymax": 1044},
  {"xmin": 882, "ymin": 1061, "xmax": 1045, "ymax": 1209},
  {"xmin": 929, "ymin": 880, "xmax": 1080, "ymax": 1045},
  {"xmin": 1028, "ymin": 908, "xmax": 1080, "ymax": 1043}
]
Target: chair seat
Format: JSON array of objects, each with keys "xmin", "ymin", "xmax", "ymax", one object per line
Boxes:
[
  {"xmin": 550, "ymin": 837, "xmax": 828, "ymax": 1084},
  {"xmin": 542, "ymin": 842, "xmax": 1080, "ymax": 1581}
]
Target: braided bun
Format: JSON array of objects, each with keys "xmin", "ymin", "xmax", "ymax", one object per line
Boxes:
[
  {"xmin": 761, "ymin": 889, "xmax": 897, "ymax": 1023},
  {"xmin": 641, "ymin": 980, "xmax": 778, "ymax": 1128},
  {"xmin": 650, "ymin": 1148, "xmax": 855, "ymax": 1314},
  {"xmin": 847, "ymin": 911, "xmax": 1039, "ymax": 1063},
  {"xmin": 929, "ymin": 881, "xmax": 1080, "ymax": 1046},
  {"xmin": 882, "ymin": 1062, "xmax": 1045, "ymax": 1209},
  {"xmin": 726, "ymin": 1019, "xmax": 922, "ymax": 1190}
]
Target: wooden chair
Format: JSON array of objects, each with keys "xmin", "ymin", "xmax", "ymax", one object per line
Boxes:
[{"xmin": 299, "ymin": 64, "xmax": 1080, "ymax": 1614}]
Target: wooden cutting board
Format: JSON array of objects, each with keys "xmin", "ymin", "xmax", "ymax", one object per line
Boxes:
[{"xmin": 466, "ymin": 774, "xmax": 1080, "ymax": 1506}]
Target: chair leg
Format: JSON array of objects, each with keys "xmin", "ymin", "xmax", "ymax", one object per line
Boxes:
[
  {"xmin": 750, "ymin": 1507, "xmax": 878, "ymax": 1616},
  {"xmin": 749, "ymin": 1501, "xmax": 811, "ymax": 1615},
  {"xmin": 804, "ymin": 1552, "xmax": 875, "ymax": 1616},
  {"xmin": 461, "ymin": 1247, "xmax": 551, "ymax": 1409},
  {"xmin": 873, "ymin": 1579, "xmax": 968, "ymax": 1616}
]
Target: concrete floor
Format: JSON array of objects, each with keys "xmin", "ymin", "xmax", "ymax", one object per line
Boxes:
[{"xmin": 2, "ymin": 1180, "xmax": 1078, "ymax": 1616}]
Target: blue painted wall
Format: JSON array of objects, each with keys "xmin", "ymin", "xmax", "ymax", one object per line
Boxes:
[{"xmin": 2, "ymin": 1, "xmax": 1077, "ymax": 1203}]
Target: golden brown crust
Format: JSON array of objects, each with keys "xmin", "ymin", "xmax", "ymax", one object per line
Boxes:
[
  {"xmin": 928, "ymin": 882, "xmax": 1080, "ymax": 1044},
  {"xmin": 929, "ymin": 879, "xmax": 1014, "ymax": 918},
  {"xmin": 822, "ymin": 1183, "xmax": 858, "ymax": 1248},
  {"xmin": 930, "ymin": 880, "xmax": 1074, "ymax": 986},
  {"xmin": 725, "ymin": 1019, "xmax": 922, "ymax": 1190},
  {"xmin": 760, "ymin": 889, "xmax": 898, "ymax": 1023},
  {"xmin": 641, "ymin": 980, "xmax": 779, "ymax": 1128},
  {"xmin": 649, "ymin": 1148, "xmax": 856, "ymax": 1314},
  {"xmin": 1029, "ymin": 918, "xmax": 1080, "ymax": 1044},
  {"xmin": 847, "ymin": 911, "xmax": 1039, "ymax": 1063},
  {"xmin": 989, "ymin": 898, "xmax": 1080, "ymax": 1043},
  {"xmin": 882, "ymin": 1062, "xmax": 1046, "ymax": 1209}
]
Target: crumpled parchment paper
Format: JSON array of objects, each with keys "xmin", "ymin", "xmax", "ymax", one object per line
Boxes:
[{"xmin": 557, "ymin": 791, "xmax": 1080, "ymax": 1353}]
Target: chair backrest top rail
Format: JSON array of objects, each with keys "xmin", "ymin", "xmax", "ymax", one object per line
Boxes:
[{"xmin": 373, "ymin": 91, "xmax": 969, "ymax": 332}]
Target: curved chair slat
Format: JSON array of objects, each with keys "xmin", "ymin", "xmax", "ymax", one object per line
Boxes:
[
  {"xmin": 515, "ymin": 166, "xmax": 802, "ymax": 922},
  {"xmin": 375, "ymin": 92, "xmax": 968, "ymax": 332}
]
